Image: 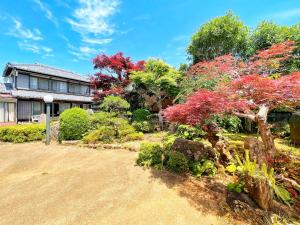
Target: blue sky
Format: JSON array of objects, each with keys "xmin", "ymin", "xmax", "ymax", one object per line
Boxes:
[{"xmin": 0, "ymin": 0, "xmax": 299, "ymax": 79}]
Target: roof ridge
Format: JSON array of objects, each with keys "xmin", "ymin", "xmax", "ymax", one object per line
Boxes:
[{"xmin": 10, "ymin": 62, "xmax": 86, "ymax": 78}]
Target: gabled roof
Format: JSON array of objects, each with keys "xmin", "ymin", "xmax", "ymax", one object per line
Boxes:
[{"xmin": 3, "ymin": 63, "xmax": 90, "ymax": 83}]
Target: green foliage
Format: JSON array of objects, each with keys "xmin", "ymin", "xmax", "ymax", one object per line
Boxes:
[
  {"xmin": 136, "ymin": 142, "xmax": 163, "ymax": 167},
  {"xmin": 175, "ymin": 75, "xmax": 221, "ymax": 103},
  {"xmin": 226, "ymin": 182, "xmax": 245, "ymax": 193},
  {"xmin": 191, "ymin": 160, "xmax": 217, "ymax": 177},
  {"xmin": 99, "ymin": 95, "xmax": 130, "ymax": 116},
  {"xmin": 132, "ymin": 109, "xmax": 151, "ymax": 122},
  {"xmin": 212, "ymin": 115, "xmax": 242, "ymax": 133},
  {"xmin": 226, "ymin": 164, "xmax": 237, "ymax": 173},
  {"xmin": 82, "ymin": 126, "xmax": 115, "ymax": 144},
  {"xmin": 59, "ymin": 107, "xmax": 90, "ymax": 140},
  {"xmin": 131, "ymin": 59, "xmax": 183, "ymax": 105},
  {"xmin": 251, "ymin": 21, "xmax": 300, "ymax": 53},
  {"xmin": 188, "ymin": 11, "xmax": 250, "ymax": 63},
  {"xmin": 175, "ymin": 124, "xmax": 205, "ymax": 140},
  {"xmin": 125, "ymin": 132, "xmax": 144, "ymax": 141},
  {"xmin": 235, "ymin": 151, "xmax": 291, "ymax": 205},
  {"xmin": 132, "ymin": 121, "xmax": 154, "ymax": 133},
  {"xmin": 84, "ymin": 113, "xmax": 141, "ymax": 144},
  {"xmin": 166, "ymin": 151, "xmax": 189, "ymax": 173},
  {"xmin": 90, "ymin": 111, "xmax": 116, "ymax": 129},
  {"xmin": 162, "ymin": 134, "xmax": 177, "ymax": 151},
  {"xmin": 0, "ymin": 124, "xmax": 45, "ymax": 143}
]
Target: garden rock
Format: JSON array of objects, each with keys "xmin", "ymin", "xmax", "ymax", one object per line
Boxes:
[
  {"xmin": 171, "ymin": 138, "xmax": 216, "ymax": 161},
  {"xmin": 289, "ymin": 112, "xmax": 300, "ymax": 145},
  {"xmin": 50, "ymin": 122, "xmax": 59, "ymax": 141}
]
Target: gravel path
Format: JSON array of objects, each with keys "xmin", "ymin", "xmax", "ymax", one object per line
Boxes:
[{"xmin": 0, "ymin": 142, "xmax": 242, "ymax": 225}]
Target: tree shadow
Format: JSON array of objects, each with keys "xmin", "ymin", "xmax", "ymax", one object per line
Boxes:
[{"xmin": 149, "ymin": 168, "xmax": 269, "ymax": 225}]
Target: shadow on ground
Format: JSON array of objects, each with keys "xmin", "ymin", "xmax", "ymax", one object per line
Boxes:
[{"xmin": 149, "ymin": 168, "xmax": 273, "ymax": 225}]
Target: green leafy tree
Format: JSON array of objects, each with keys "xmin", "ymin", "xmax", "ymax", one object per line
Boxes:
[
  {"xmin": 131, "ymin": 59, "xmax": 182, "ymax": 128},
  {"xmin": 187, "ymin": 11, "xmax": 250, "ymax": 63},
  {"xmin": 99, "ymin": 95, "xmax": 130, "ymax": 117}
]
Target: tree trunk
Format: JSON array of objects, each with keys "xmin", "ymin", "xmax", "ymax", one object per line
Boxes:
[
  {"xmin": 255, "ymin": 105, "xmax": 276, "ymax": 162},
  {"xmin": 157, "ymin": 97, "xmax": 164, "ymax": 130}
]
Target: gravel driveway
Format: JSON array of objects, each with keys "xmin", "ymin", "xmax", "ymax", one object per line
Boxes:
[{"xmin": 0, "ymin": 142, "xmax": 242, "ymax": 225}]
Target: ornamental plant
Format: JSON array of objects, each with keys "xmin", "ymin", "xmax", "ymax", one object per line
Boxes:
[
  {"xmin": 91, "ymin": 52, "xmax": 144, "ymax": 101},
  {"xmin": 165, "ymin": 41, "xmax": 300, "ymax": 165}
]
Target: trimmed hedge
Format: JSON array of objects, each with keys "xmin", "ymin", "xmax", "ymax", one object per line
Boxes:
[
  {"xmin": 59, "ymin": 107, "xmax": 90, "ymax": 140},
  {"xmin": 0, "ymin": 124, "xmax": 45, "ymax": 143}
]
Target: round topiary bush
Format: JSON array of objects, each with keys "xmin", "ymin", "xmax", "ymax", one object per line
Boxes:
[{"xmin": 59, "ymin": 107, "xmax": 90, "ymax": 140}]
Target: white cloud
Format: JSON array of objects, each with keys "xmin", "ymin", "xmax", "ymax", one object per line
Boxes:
[
  {"xmin": 82, "ymin": 37, "xmax": 112, "ymax": 45},
  {"xmin": 8, "ymin": 18, "xmax": 43, "ymax": 41},
  {"xmin": 33, "ymin": 0, "xmax": 58, "ymax": 27},
  {"xmin": 18, "ymin": 40, "xmax": 53, "ymax": 55},
  {"xmin": 269, "ymin": 8, "xmax": 300, "ymax": 21},
  {"xmin": 68, "ymin": 43, "xmax": 100, "ymax": 60},
  {"xmin": 66, "ymin": 0, "xmax": 119, "ymax": 36}
]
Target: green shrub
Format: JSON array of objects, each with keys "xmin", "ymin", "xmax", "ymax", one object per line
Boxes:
[
  {"xmin": 125, "ymin": 132, "xmax": 144, "ymax": 141},
  {"xmin": 166, "ymin": 151, "xmax": 189, "ymax": 173},
  {"xmin": 83, "ymin": 117, "xmax": 141, "ymax": 144},
  {"xmin": 176, "ymin": 124, "xmax": 205, "ymax": 140},
  {"xmin": 212, "ymin": 115, "xmax": 242, "ymax": 133},
  {"xmin": 0, "ymin": 124, "xmax": 45, "ymax": 143},
  {"xmin": 59, "ymin": 107, "xmax": 90, "ymax": 140},
  {"xmin": 90, "ymin": 112, "xmax": 116, "ymax": 129},
  {"xmin": 136, "ymin": 142, "xmax": 163, "ymax": 167},
  {"xmin": 162, "ymin": 134, "xmax": 177, "ymax": 151},
  {"xmin": 132, "ymin": 121, "xmax": 154, "ymax": 133},
  {"xmin": 132, "ymin": 109, "xmax": 151, "ymax": 122},
  {"xmin": 226, "ymin": 182, "xmax": 245, "ymax": 193},
  {"xmin": 191, "ymin": 160, "xmax": 217, "ymax": 177},
  {"xmin": 99, "ymin": 96, "xmax": 130, "ymax": 116},
  {"xmin": 82, "ymin": 126, "xmax": 116, "ymax": 144}
]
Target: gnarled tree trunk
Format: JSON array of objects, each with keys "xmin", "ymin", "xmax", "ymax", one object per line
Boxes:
[{"xmin": 255, "ymin": 105, "xmax": 276, "ymax": 162}]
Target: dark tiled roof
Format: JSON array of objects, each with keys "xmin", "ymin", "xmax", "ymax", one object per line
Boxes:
[
  {"xmin": 4, "ymin": 63, "xmax": 90, "ymax": 83},
  {"xmin": 11, "ymin": 90, "xmax": 92, "ymax": 103}
]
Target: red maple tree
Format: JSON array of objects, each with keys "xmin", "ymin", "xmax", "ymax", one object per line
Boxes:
[
  {"xmin": 91, "ymin": 52, "xmax": 145, "ymax": 101},
  {"xmin": 165, "ymin": 41, "xmax": 300, "ymax": 163}
]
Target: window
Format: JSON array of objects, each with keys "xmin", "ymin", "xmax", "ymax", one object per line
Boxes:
[
  {"xmin": 17, "ymin": 74, "xmax": 29, "ymax": 89},
  {"xmin": 33, "ymin": 102, "xmax": 42, "ymax": 115},
  {"xmin": 59, "ymin": 82, "xmax": 67, "ymax": 93},
  {"xmin": 59, "ymin": 103, "xmax": 70, "ymax": 113},
  {"xmin": 81, "ymin": 85, "xmax": 89, "ymax": 95},
  {"xmin": 30, "ymin": 77, "xmax": 38, "ymax": 89},
  {"xmin": 0, "ymin": 102, "xmax": 15, "ymax": 122},
  {"xmin": 39, "ymin": 78, "xmax": 49, "ymax": 90},
  {"xmin": 69, "ymin": 83, "xmax": 81, "ymax": 94},
  {"xmin": 51, "ymin": 80, "xmax": 58, "ymax": 92}
]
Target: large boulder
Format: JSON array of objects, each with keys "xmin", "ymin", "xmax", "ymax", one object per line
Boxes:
[
  {"xmin": 171, "ymin": 138, "xmax": 216, "ymax": 161},
  {"xmin": 289, "ymin": 112, "xmax": 300, "ymax": 145}
]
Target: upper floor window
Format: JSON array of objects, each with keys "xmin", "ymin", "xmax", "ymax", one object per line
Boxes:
[
  {"xmin": 30, "ymin": 77, "xmax": 38, "ymax": 89},
  {"xmin": 59, "ymin": 81, "xmax": 67, "ymax": 93},
  {"xmin": 39, "ymin": 78, "xmax": 49, "ymax": 90},
  {"xmin": 17, "ymin": 74, "xmax": 29, "ymax": 89}
]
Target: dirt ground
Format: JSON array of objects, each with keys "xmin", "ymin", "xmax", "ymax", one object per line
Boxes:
[{"xmin": 0, "ymin": 142, "xmax": 250, "ymax": 225}]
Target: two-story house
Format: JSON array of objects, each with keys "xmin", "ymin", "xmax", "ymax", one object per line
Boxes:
[{"xmin": 0, "ymin": 63, "xmax": 92, "ymax": 124}]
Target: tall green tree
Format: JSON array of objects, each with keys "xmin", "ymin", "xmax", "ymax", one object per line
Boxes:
[
  {"xmin": 187, "ymin": 11, "xmax": 250, "ymax": 63},
  {"xmin": 130, "ymin": 59, "xmax": 182, "ymax": 128},
  {"xmin": 251, "ymin": 21, "xmax": 300, "ymax": 52}
]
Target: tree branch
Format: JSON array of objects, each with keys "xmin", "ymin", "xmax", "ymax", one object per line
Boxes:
[{"xmin": 232, "ymin": 112, "xmax": 256, "ymax": 121}]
